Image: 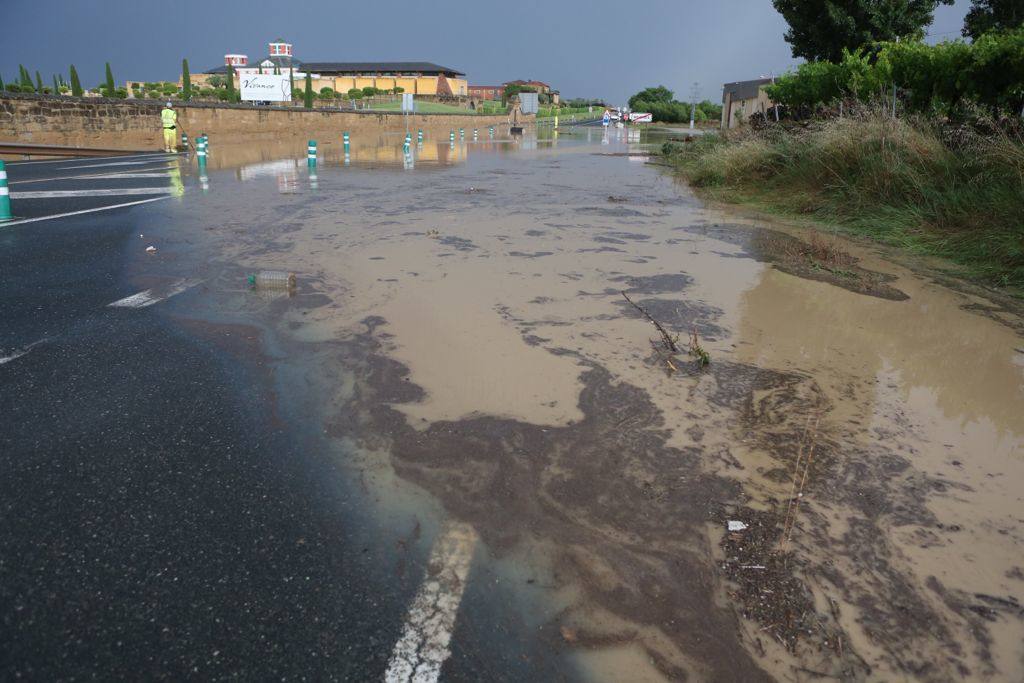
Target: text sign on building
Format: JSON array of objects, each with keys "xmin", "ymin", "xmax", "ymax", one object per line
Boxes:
[
  {"xmin": 519, "ymin": 92, "xmax": 539, "ymax": 115},
  {"xmin": 240, "ymin": 74, "xmax": 292, "ymax": 102},
  {"xmin": 630, "ymin": 112, "xmax": 653, "ymax": 123}
]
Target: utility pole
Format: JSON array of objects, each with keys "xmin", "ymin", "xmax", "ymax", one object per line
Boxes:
[{"xmin": 689, "ymin": 82, "xmax": 699, "ymax": 130}]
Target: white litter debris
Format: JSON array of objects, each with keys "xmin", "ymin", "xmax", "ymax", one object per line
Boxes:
[
  {"xmin": 145, "ymin": 245, "xmax": 157, "ymax": 253},
  {"xmin": 728, "ymin": 521, "xmax": 748, "ymax": 532}
]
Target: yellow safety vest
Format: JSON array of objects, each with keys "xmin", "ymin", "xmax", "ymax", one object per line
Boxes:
[{"xmin": 161, "ymin": 108, "xmax": 177, "ymax": 129}]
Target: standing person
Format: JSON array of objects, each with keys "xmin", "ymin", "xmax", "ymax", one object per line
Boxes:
[{"xmin": 160, "ymin": 102, "xmax": 178, "ymax": 153}]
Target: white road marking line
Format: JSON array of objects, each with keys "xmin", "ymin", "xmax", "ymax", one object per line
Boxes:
[
  {"xmin": 384, "ymin": 521, "xmax": 479, "ymax": 683},
  {"xmin": 88, "ymin": 172, "xmax": 174, "ymax": 179},
  {"xmin": 0, "ymin": 195, "xmax": 171, "ymax": 227},
  {"xmin": 107, "ymin": 279, "xmax": 203, "ymax": 309},
  {"xmin": 10, "ymin": 187, "xmax": 175, "ymax": 199},
  {"xmin": 56, "ymin": 159, "xmax": 176, "ymax": 170},
  {"xmin": 11, "ymin": 171, "xmax": 174, "ymax": 185},
  {"xmin": 0, "ymin": 339, "xmax": 47, "ymax": 366},
  {"xmin": 9, "ymin": 153, "xmax": 177, "ymax": 167}
]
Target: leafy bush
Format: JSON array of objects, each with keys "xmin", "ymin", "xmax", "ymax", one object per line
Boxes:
[
  {"xmin": 320, "ymin": 87, "xmax": 336, "ymax": 98},
  {"xmin": 767, "ymin": 29, "xmax": 1024, "ymax": 116},
  {"xmin": 348, "ymin": 88, "xmax": 363, "ymax": 99},
  {"xmin": 361, "ymin": 86, "xmax": 378, "ymax": 97}
]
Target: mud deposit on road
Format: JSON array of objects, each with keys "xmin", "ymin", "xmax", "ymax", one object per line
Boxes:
[{"xmin": 176, "ymin": 129, "xmax": 1024, "ymax": 681}]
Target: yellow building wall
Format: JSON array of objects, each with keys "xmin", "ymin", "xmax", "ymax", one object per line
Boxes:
[
  {"xmin": 311, "ymin": 78, "xmax": 335, "ymax": 92},
  {"xmin": 375, "ymin": 77, "xmax": 396, "ymax": 91},
  {"xmin": 354, "ymin": 77, "xmax": 375, "ymax": 90},
  {"xmin": 448, "ymin": 78, "xmax": 468, "ymax": 96},
  {"xmin": 334, "ymin": 77, "xmax": 356, "ymax": 93},
  {"xmin": 415, "ymin": 77, "xmax": 438, "ymax": 95},
  {"xmin": 395, "ymin": 77, "xmax": 417, "ymax": 94}
]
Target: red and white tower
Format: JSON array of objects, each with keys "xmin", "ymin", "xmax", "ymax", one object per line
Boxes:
[
  {"xmin": 268, "ymin": 40, "xmax": 293, "ymax": 58},
  {"xmin": 224, "ymin": 54, "xmax": 248, "ymax": 67}
]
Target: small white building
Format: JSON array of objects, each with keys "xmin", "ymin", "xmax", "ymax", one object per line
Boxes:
[{"xmin": 721, "ymin": 78, "xmax": 776, "ymax": 129}]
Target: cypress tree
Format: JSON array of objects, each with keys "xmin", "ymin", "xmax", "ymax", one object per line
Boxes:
[
  {"xmin": 35, "ymin": 71, "xmax": 44, "ymax": 94},
  {"xmin": 53, "ymin": 74, "xmax": 60, "ymax": 95},
  {"xmin": 181, "ymin": 58, "xmax": 192, "ymax": 101},
  {"xmin": 0, "ymin": 74, "xmax": 4, "ymax": 91},
  {"xmin": 289, "ymin": 67, "xmax": 295, "ymax": 99},
  {"xmin": 226, "ymin": 64, "xmax": 236, "ymax": 101},
  {"xmin": 69, "ymin": 64, "xmax": 83, "ymax": 97},
  {"xmin": 104, "ymin": 62, "xmax": 115, "ymax": 97},
  {"xmin": 304, "ymin": 71, "xmax": 313, "ymax": 108},
  {"xmin": 19, "ymin": 65, "xmax": 32, "ymax": 87}
]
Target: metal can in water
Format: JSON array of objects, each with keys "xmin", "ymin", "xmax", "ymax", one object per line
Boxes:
[{"xmin": 248, "ymin": 270, "xmax": 296, "ymax": 290}]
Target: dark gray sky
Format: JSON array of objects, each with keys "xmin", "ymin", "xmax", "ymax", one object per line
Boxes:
[{"xmin": 2, "ymin": 0, "xmax": 971, "ymax": 105}]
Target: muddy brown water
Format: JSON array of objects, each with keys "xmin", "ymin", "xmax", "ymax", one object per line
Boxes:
[{"xmin": 149, "ymin": 126, "xmax": 1023, "ymax": 681}]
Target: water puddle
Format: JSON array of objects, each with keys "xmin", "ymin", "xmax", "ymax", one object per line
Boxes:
[{"xmin": 155, "ymin": 125, "xmax": 1024, "ymax": 681}]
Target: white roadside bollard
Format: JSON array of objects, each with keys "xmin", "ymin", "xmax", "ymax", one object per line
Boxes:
[{"xmin": 0, "ymin": 160, "xmax": 12, "ymax": 221}]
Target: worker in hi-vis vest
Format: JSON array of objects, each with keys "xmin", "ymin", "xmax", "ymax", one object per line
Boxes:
[{"xmin": 160, "ymin": 102, "xmax": 177, "ymax": 153}]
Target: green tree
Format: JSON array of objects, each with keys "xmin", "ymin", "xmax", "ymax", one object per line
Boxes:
[
  {"xmin": 347, "ymin": 88, "xmax": 363, "ymax": 99},
  {"xmin": 52, "ymin": 74, "xmax": 60, "ymax": 95},
  {"xmin": 69, "ymin": 64, "xmax": 83, "ymax": 97},
  {"xmin": 181, "ymin": 58, "xmax": 192, "ymax": 101},
  {"xmin": 34, "ymin": 71, "xmax": 43, "ymax": 93},
  {"xmin": 104, "ymin": 62, "xmax": 116, "ymax": 97},
  {"xmin": 502, "ymin": 83, "xmax": 536, "ymax": 104},
  {"xmin": 628, "ymin": 86, "xmax": 674, "ymax": 109},
  {"xmin": 19, "ymin": 65, "xmax": 32, "ymax": 88},
  {"xmin": 226, "ymin": 64, "xmax": 236, "ymax": 101},
  {"xmin": 963, "ymin": 0, "xmax": 1024, "ymax": 38},
  {"xmin": 304, "ymin": 72, "xmax": 314, "ymax": 108},
  {"xmin": 772, "ymin": 0, "xmax": 954, "ymax": 61},
  {"xmin": 0, "ymin": 74, "xmax": 4, "ymax": 91}
]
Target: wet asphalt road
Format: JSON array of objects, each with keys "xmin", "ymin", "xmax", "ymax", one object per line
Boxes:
[
  {"xmin": 0, "ymin": 153, "xmax": 580, "ymax": 681},
  {"xmin": 0, "ymin": 156, "xmax": 394, "ymax": 679}
]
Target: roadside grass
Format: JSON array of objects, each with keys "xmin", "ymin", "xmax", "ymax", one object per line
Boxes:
[{"xmin": 661, "ymin": 109, "xmax": 1024, "ymax": 291}]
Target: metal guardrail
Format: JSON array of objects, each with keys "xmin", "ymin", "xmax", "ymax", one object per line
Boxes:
[{"xmin": 0, "ymin": 142, "xmax": 150, "ymax": 158}]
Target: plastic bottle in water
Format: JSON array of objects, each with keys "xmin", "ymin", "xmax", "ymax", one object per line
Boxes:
[{"xmin": 248, "ymin": 270, "xmax": 296, "ymax": 290}]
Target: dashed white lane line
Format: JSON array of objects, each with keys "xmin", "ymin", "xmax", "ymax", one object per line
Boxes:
[
  {"xmin": 10, "ymin": 187, "xmax": 175, "ymax": 199},
  {"xmin": 107, "ymin": 279, "xmax": 203, "ymax": 309},
  {"xmin": 0, "ymin": 339, "xmax": 46, "ymax": 366},
  {"xmin": 0, "ymin": 196, "xmax": 172, "ymax": 227},
  {"xmin": 384, "ymin": 521, "xmax": 479, "ymax": 683}
]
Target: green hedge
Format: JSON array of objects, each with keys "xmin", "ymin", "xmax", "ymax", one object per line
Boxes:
[{"xmin": 767, "ymin": 28, "xmax": 1024, "ymax": 115}]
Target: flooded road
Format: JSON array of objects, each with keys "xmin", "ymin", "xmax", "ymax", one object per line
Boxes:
[{"xmin": 63, "ymin": 125, "xmax": 1024, "ymax": 680}]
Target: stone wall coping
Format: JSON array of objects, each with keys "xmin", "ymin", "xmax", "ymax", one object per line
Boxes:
[{"xmin": 0, "ymin": 92, "xmax": 514, "ymax": 118}]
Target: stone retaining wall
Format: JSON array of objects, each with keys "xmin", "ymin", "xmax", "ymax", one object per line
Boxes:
[{"xmin": 0, "ymin": 93, "xmax": 523, "ymax": 151}]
